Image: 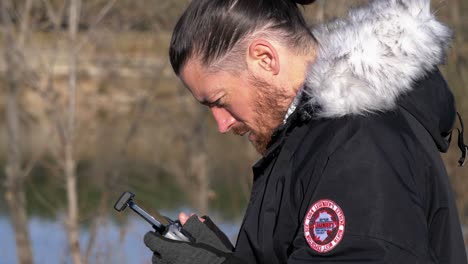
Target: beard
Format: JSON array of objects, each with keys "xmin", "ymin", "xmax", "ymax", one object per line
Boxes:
[{"xmin": 241, "ymin": 74, "xmax": 291, "ymax": 155}]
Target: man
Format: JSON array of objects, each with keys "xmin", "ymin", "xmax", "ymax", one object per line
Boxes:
[{"xmin": 144, "ymin": 0, "xmax": 468, "ymax": 263}]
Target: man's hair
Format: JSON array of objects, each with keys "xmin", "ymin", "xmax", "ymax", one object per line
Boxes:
[{"xmin": 169, "ymin": 0, "xmax": 316, "ymax": 75}]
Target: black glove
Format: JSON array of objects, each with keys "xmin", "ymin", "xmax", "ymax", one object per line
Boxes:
[{"xmin": 144, "ymin": 215, "xmax": 242, "ymax": 264}]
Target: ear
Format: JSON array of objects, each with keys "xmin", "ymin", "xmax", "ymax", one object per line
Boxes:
[{"xmin": 247, "ymin": 40, "xmax": 280, "ymax": 75}]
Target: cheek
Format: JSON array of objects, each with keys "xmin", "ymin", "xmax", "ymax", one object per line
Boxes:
[
  {"xmin": 230, "ymin": 90, "xmax": 257, "ymax": 120},
  {"xmin": 226, "ymin": 100, "xmax": 252, "ymax": 122}
]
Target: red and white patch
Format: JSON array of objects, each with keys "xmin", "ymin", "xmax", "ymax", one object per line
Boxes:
[{"xmin": 304, "ymin": 199, "xmax": 345, "ymax": 253}]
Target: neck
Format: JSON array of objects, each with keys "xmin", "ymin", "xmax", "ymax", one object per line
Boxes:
[
  {"xmin": 285, "ymin": 50, "xmax": 316, "ymax": 106},
  {"xmin": 279, "ymin": 50, "xmax": 316, "ymax": 123}
]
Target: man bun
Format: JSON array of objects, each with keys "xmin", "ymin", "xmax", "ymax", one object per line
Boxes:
[
  {"xmin": 294, "ymin": 0, "xmax": 316, "ymax": 5},
  {"xmin": 170, "ymin": 0, "xmax": 317, "ymax": 74}
]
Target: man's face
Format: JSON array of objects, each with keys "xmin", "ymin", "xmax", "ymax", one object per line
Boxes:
[{"xmin": 180, "ymin": 60, "xmax": 289, "ymax": 154}]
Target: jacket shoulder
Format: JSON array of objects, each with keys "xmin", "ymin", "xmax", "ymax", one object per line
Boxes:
[
  {"xmin": 291, "ymin": 111, "xmax": 422, "ymax": 163},
  {"xmin": 290, "ymin": 111, "xmax": 434, "ymax": 258}
]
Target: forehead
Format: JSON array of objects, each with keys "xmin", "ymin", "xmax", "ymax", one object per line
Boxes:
[
  {"xmin": 180, "ymin": 61, "xmax": 208, "ymax": 100},
  {"xmin": 180, "ymin": 60, "xmax": 205, "ymax": 88}
]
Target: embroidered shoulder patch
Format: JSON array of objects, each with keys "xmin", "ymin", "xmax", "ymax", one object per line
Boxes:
[{"xmin": 304, "ymin": 199, "xmax": 345, "ymax": 253}]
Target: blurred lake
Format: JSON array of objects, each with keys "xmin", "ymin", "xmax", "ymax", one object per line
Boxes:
[
  {"xmin": 0, "ymin": 205, "xmax": 242, "ymax": 264},
  {"xmin": 0, "ymin": 164, "xmax": 247, "ymax": 264}
]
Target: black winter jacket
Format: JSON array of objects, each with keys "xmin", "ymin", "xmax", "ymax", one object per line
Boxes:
[
  {"xmin": 230, "ymin": 1, "xmax": 467, "ymax": 263},
  {"xmin": 232, "ymin": 70, "xmax": 467, "ymax": 263}
]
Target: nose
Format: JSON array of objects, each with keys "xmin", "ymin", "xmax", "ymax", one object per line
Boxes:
[{"xmin": 210, "ymin": 107, "xmax": 236, "ymax": 133}]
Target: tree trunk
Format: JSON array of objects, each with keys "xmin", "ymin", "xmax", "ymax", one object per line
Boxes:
[
  {"xmin": 4, "ymin": 185, "xmax": 33, "ymax": 264},
  {"xmin": 450, "ymin": 0, "xmax": 461, "ymax": 29},
  {"xmin": 187, "ymin": 109, "xmax": 210, "ymax": 215},
  {"xmin": 65, "ymin": 0, "xmax": 83, "ymax": 263},
  {"xmin": 18, "ymin": 0, "xmax": 33, "ymax": 46},
  {"xmin": 65, "ymin": 143, "xmax": 82, "ymax": 264},
  {"xmin": 4, "ymin": 79, "xmax": 34, "ymax": 264},
  {"xmin": 190, "ymin": 153, "xmax": 209, "ymax": 215},
  {"xmin": 2, "ymin": 0, "xmax": 34, "ymax": 263}
]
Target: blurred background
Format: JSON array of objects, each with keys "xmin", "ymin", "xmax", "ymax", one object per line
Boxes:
[{"xmin": 0, "ymin": 0, "xmax": 466, "ymax": 263}]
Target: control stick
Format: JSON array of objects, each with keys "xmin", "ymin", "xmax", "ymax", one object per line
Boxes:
[{"xmin": 114, "ymin": 191, "xmax": 194, "ymax": 242}]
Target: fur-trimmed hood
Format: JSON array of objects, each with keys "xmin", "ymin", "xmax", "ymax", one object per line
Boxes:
[{"xmin": 304, "ymin": 0, "xmax": 452, "ymax": 118}]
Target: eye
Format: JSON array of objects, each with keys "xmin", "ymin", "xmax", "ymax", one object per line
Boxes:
[
  {"xmin": 207, "ymin": 97, "xmax": 226, "ymax": 108},
  {"xmin": 213, "ymin": 98, "xmax": 225, "ymax": 107}
]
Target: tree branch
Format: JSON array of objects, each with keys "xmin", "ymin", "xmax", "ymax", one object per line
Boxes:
[
  {"xmin": 77, "ymin": 0, "xmax": 118, "ymax": 52},
  {"xmin": 18, "ymin": 0, "xmax": 34, "ymax": 47}
]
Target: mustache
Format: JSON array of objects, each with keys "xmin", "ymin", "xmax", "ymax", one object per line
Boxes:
[{"xmin": 232, "ymin": 124, "xmax": 249, "ymax": 136}]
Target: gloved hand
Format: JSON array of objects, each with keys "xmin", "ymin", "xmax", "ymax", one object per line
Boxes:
[{"xmin": 144, "ymin": 215, "xmax": 242, "ymax": 264}]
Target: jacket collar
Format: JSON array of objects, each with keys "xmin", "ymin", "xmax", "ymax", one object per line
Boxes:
[{"xmin": 304, "ymin": 0, "xmax": 452, "ymax": 118}]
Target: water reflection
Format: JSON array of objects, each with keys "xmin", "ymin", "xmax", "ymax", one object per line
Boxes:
[
  {"xmin": 0, "ymin": 155, "xmax": 249, "ymax": 264},
  {"xmin": 0, "ymin": 212, "xmax": 241, "ymax": 264}
]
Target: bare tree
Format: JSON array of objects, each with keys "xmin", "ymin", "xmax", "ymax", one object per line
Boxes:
[
  {"xmin": 62, "ymin": 0, "xmax": 83, "ymax": 263},
  {"xmin": 1, "ymin": 0, "xmax": 35, "ymax": 263},
  {"xmin": 187, "ymin": 108, "xmax": 210, "ymax": 215},
  {"xmin": 29, "ymin": 0, "xmax": 117, "ymax": 262}
]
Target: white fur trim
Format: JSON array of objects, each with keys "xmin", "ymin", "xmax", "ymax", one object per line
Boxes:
[{"xmin": 305, "ymin": 0, "xmax": 452, "ymax": 118}]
